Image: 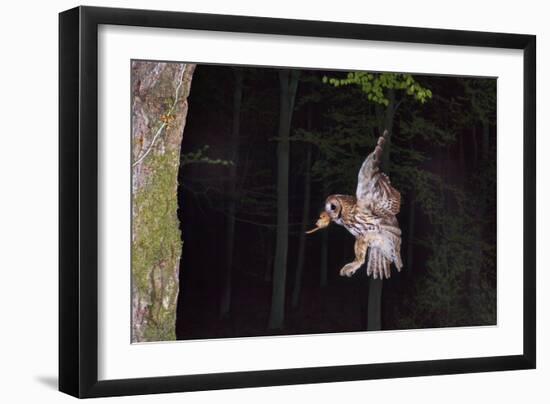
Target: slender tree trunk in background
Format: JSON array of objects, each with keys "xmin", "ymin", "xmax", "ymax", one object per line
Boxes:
[
  {"xmin": 381, "ymin": 90, "xmax": 396, "ymax": 169},
  {"xmin": 220, "ymin": 69, "xmax": 243, "ymax": 318},
  {"xmin": 367, "ymin": 89, "xmax": 395, "ymax": 331},
  {"xmin": 471, "ymin": 126, "xmax": 478, "ymax": 169},
  {"xmin": 458, "ymin": 131, "xmax": 467, "ymax": 206},
  {"xmin": 445, "ymin": 147, "xmax": 452, "ymax": 207},
  {"xmin": 320, "ymin": 227, "xmax": 329, "ymax": 288},
  {"xmin": 268, "ymin": 69, "xmax": 300, "ymax": 330},
  {"xmin": 319, "ymin": 181, "xmax": 329, "ymax": 289},
  {"xmin": 406, "ymin": 190, "xmax": 416, "ymax": 275},
  {"xmin": 367, "ymin": 277, "xmax": 383, "ymax": 330},
  {"xmin": 470, "ymin": 122, "xmax": 490, "ymax": 305},
  {"xmin": 458, "ymin": 131, "xmax": 472, "ymax": 290},
  {"xmin": 292, "ymin": 144, "xmax": 312, "ymax": 308},
  {"xmin": 458, "ymin": 131, "xmax": 465, "ymax": 177},
  {"xmin": 131, "ymin": 62, "xmax": 196, "ymax": 342},
  {"xmin": 469, "ymin": 126, "xmax": 480, "ymax": 302},
  {"xmin": 264, "ymin": 235, "xmax": 273, "ymax": 282},
  {"xmin": 482, "ymin": 121, "xmax": 490, "ymax": 162}
]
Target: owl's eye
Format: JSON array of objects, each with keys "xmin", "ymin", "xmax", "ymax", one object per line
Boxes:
[{"xmin": 330, "ymin": 203, "xmax": 336, "ymax": 211}]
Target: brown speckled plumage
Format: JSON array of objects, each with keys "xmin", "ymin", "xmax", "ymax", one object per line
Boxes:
[{"xmin": 307, "ymin": 130, "xmax": 403, "ymax": 279}]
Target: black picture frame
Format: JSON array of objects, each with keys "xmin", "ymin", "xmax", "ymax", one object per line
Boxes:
[{"xmin": 59, "ymin": 5, "xmax": 536, "ymax": 398}]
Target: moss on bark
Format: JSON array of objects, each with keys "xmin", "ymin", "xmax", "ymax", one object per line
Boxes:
[{"xmin": 131, "ymin": 61, "xmax": 195, "ymax": 342}]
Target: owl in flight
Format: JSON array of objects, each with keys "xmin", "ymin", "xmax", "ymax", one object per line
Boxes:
[{"xmin": 306, "ymin": 130, "xmax": 403, "ymax": 279}]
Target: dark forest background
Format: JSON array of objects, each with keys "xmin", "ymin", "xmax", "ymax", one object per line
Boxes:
[{"xmin": 175, "ymin": 64, "xmax": 497, "ymax": 340}]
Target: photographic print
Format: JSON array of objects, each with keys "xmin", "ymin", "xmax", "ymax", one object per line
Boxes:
[
  {"xmin": 131, "ymin": 60, "xmax": 496, "ymax": 343},
  {"xmin": 59, "ymin": 8, "xmax": 535, "ymax": 396}
]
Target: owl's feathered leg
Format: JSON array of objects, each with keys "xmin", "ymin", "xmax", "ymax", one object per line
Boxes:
[{"xmin": 339, "ymin": 237, "xmax": 368, "ymax": 277}]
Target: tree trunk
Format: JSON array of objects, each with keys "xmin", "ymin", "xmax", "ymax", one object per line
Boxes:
[
  {"xmin": 458, "ymin": 131, "xmax": 465, "ymax": 177},
  {"xmin": 471, "ymin": 126, "xmax": 478, "ymax": 170},
  {"xmin": 367, "ymin": 90, "xmax": 395, "ymax": 331},
  {"xmin": 268, "ymin": 69, "xmax": 300, "ymax": 330},
  {"xmin": 264, "ymin": 235, "xmax": 274, "ymax": 282},
  {"xmin": 320, "ymin": 227, "xmax": 329, "ymax": 288},
  {"xmin": 482, "ymin": 121, "xmax": 490, "ymax": 162},
  {"xmin": 131, "ymin": 62, "xmax": 196, "ymax": 342},
  {"xmin": 381, "ymin": 89, "xmax": 395, "ymax": 168},
  {"xmin": 319, "ymin": 181, "xmax": 329, "ymax": 288},
  {"xmin": 220, "ymin": 69, "xmax": 244, "ymax": 317},
  {"xmin": 470, "ymin": 122, "xmax": 490, "ymax": 302},
  {"xmin": 291, "ymin": 144, "xmax": 312, "ymax": 308},
  {"xmin": 406, "ymin": 190, "xmax": 416, "ymax": 275}
]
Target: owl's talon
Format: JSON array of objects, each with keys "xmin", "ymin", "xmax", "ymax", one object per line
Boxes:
[{"xmin": 339, "ymin": 263, "xmax": 359, "ymax": 277}]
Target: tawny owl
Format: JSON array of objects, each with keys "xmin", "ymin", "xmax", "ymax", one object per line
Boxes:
[{"xmin": 306, "ymin": 130, "xmax": 403, "ymax": 279}]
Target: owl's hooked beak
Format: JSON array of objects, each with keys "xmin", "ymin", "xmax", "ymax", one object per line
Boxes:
[{"xmin": 306, "ymin": 212, "xmax": 331, "ymax": 234}]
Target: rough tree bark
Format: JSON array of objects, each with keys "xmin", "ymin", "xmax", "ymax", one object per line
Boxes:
[
  {"xmin": 131, "ymin": 61, "xmax": 196, "ymax": 342},
  {"xmin": 268, "ymin": 69, "xmax": 300, "ymax": 330}
]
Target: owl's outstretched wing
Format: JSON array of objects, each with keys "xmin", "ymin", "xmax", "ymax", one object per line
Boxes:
[{"xmin": 356, "ymin": 130, "xmax": 401, "ymax": 217}]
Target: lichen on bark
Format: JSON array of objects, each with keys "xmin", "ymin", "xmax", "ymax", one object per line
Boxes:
[{"xmin": 131, "ymin": 61, "xmax": 196, "ymax": 342}]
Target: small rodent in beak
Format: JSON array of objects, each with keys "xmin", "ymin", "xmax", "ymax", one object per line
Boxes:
[{"xmin": 305, "ymin": 211, "xmax": 331, "ymax": 234}]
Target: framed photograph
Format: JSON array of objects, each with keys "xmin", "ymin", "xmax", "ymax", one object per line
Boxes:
[{"xmin": 59, "ymin": 6, "xmax": 536, "ymax": 398}]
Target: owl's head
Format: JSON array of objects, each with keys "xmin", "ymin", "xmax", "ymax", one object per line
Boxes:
[
  {"xmin": 324, "ymin": 195, "xmax": 343, "ymax": 221},
  {"xmin": 305, "ymin": 195, "xmax": 342, "ymax": 235}
]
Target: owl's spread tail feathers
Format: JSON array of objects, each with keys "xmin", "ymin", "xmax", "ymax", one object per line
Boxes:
[
  {"xmin": 365, "ymin": 223, "xmax": 403, "ymax": 279},
  {"xmin": 366, "ymin": 247, "xmax": 403, "ymax": 279}
]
